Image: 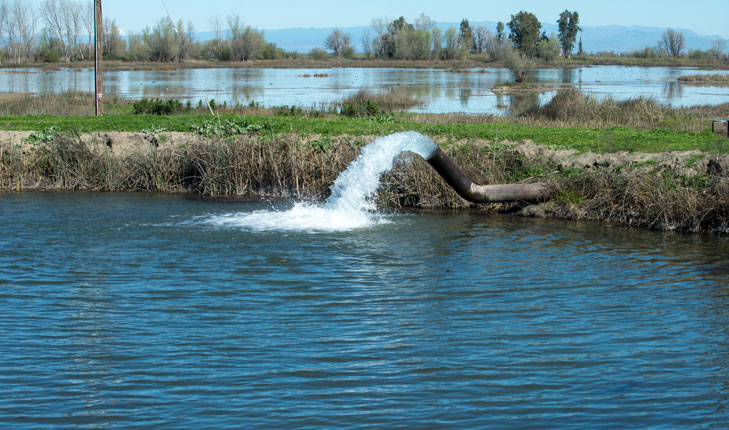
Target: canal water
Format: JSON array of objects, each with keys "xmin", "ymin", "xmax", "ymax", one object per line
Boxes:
[
  {"xmin": 2, "ymin": 191, "xmax": 729, "ymax": 428},
  {"xmin": 3, "ymin": 131, "xmax": 729, "ymax": 427},
  {"xmin": 2, "ymin": 66, "xmax": 728, "ymax": 114}
]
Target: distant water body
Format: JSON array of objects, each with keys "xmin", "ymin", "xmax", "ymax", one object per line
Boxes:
[{"xmin": 2, "ymin": 65, "xmax": 728, "ymax": 114}]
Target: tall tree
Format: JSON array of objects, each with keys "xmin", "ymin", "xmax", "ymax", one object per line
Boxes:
[
  {"xmin": 473, "ymin": 25, "xmax": 489, "ymax": 54},
  {"xmin": 8, "ymin": 0, "xmax": 38, "ymax": 63},
  {"xmin": 102, "ymin": 17, "xmax": 125, "ymax": 59},
  {"xmin": 496, "ymin": 21, "xmax": 505, "ymax": 41},
  {"xmin": 431, "ymin": 26, "xmax": 442, "ymax": 59},
  {"xmin": 360, "ymin": 28, "xmax": 373, "ymax": 58},
  {"xmin": 557, "ymin": 10, "xmax": 580, "ymax": 58},
  {"xmin": 414, "ymin": 13, "xmax": 434, "ymax": 59},
  {"xmin": 325, "ymin": 28, "xmax": 351, "ymax": 58},
  {"xmin": 0, "ymin": 3, "xmax": 8, "ymax": 63},
  {"xmin": 40, "ymin": 0, "xmax": 67, "ymax": 59},
  {"xmin": 370, "ymin": 17, "xmax": 388, "ymax": 58},
  {"xmin": 507, "ymin": 11, "xmax": 541, "ymax": 58},
  {"xmin": 458, "ymin": 18, "xmax": 473, "ymax": 53},
  {"xmin": 660, "ymin": 28, "xmax": 685, "ymax": 58},
  {"xmin": 443, "ymin": 27, "xmax": 460, "ymax": 59},
  {"xmin": 415, "ymin": 13, "xmax": 434, "ymax": 33},
  {"xmin": 711, "ymin": 39, "xmax": 727, "ymax": 60},
  {"xmin": 387, "ymin": 16, "xmax": 412, "ymax": 58}
]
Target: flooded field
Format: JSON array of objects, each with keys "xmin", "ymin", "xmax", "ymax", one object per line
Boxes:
[{"xmin": 1, "ymin": 65, "xmax": 728, "ymax": 114}]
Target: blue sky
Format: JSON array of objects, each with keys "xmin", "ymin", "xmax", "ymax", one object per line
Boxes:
[{"xmin": 28, "ymin": 0, "xmax": 729, "ymax": 38}]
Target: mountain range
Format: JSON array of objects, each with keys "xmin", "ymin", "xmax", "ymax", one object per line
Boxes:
[{"xmin": 196, "ymin": 22, "xmax": 728, "ymax": 54}]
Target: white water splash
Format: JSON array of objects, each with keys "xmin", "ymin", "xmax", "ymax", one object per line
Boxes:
[{"xmin": 204, "ymin": 131, "xmax": 438, "ymax": 233}]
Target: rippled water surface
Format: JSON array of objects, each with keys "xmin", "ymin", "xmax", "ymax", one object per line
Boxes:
[{"xmin": 2, "ymin": 192, "xmax": 729, "ymax": 428}]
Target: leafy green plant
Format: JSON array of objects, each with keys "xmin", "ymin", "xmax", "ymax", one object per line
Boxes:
[
  {"xmin": 23, "ymin": 126, "xmax": 60, "ymax": 145},
  {"xmin": 190, "ymin": 118, "xmax": 266, "ymax": 138},
  {"xmin": 310, "ymin": 137, "xmax": 333, "ymax": 153},
  {"xmin": 142, "ymin": 125, "xmax": 168, "ymax": 139}
]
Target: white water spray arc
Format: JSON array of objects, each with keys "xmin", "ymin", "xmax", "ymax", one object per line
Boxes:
[{"xmin": 205, "ymin": 131, "xmax": 549, "ymax": 232}]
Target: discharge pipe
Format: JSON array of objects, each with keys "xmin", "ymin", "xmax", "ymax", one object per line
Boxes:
[{"xmin": 425, "ymin": 147, "xmax": 551, "ymax": 203}]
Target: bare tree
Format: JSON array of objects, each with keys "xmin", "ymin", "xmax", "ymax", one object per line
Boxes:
[
  {"xmin": 371, "ymin": 17, "xmax": 388, "ymax": 58},
  {"xmin": 660, "ymin": 28, "xmax": 685, "ymax": 58},
  {"xmin": 180, "ymin": 21, "xmax": 196, "ymax": 60},
  {"xmin": 227, "ymin": 15, "xmax": 264, "ymax": 61},
  {"xmin": 82, "ymin": 0, "xmax": 93, "ymax": 60},
  {"xmin": 361, "ymin": 28, "xmax": 372, "ymax": 58},
  {"xmin": 64, "ymin": 1, "xmax": 84, "ymax": 60},
  {"xmin": 443, "ymin": 27, "xmax": 460, "ymax": 60},
  {"xmin": 209, "ymin": 16, "xmax": 226, "ymax": 60},
  {"xmin": 227, "ymin": 15, "xmax": 242, "ymax": 60},
  {"xmin": 711, "ymin": 39, "xmax": 727, "ymax": 61},
  {"xmin": 40, "ymin": 0, "xmax": 67, "ymax": 59},
  {"xmin": 473, "ymin": 25, "xmax": 490, "ymax": 54},
  {"xmin": 39, "ymin": 0, "xmax": 88, "ymax": 61},
  {"xmin": 0, "ymin": 2, "xmax": 7, "ymax": 62},
  {"xmin": 325, "ymin": 28, "xmax": 351, "ymax": 57},
  {"xmin": 8, "ymin": 0, "xmax": 37, "ymax": 63},
  {"xmin": 102, "ymin": 17, "xmax": 125, "ymax": 59},
  {"xmin": 431, "ymin": 26, "xmax": 442, "ymax": 59},
  {"xmin": 415, "ymin": 13, "xmax": 434, "ymax": 33}
]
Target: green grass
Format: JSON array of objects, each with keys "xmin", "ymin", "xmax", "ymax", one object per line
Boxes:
[{"xmin": 3, "ymin": 113, "xmax": 728, "ymax": 154}]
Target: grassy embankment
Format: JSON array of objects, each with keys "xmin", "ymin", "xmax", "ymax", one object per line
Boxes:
[{"xmin": 2, "ymin": 90, "xmax": 729, "ymax": 234}]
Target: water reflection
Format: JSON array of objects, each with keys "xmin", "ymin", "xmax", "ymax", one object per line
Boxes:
[
  {"xmin": 507, "ymin": 91, "xmax": 541, "ymax": 116},
  {"xmin": 663, "ymin": 80, "xmax": 684, "ymax": 101},
  {"xmin": 2, "ymin": 66, "xmax": 729, "ymax": 114},
  {"xmin": 560, "ymin": 67, "xmax": 576, "ymax": 84}
]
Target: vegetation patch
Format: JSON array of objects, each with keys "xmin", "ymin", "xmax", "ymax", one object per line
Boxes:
[
  {"xmin": 678, "ymin": 74, "xmax": 729, "ymax": 85},
  {"xmin": 23, "ymin": 126, "xmax": 62, "ymax": 145},
  {"xmin": 190, "ymin": 118, "xmax": 267, "ymax": 138},
  {"xmin": 338, "ymin": 89, "xmax": 422, "ymax": 117},
  {"xmin": 132, "ymin": 98, "xmax": 187, "ymax": 115}
]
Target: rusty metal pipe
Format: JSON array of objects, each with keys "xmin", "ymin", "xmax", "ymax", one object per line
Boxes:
[{"xmin": 425, "ymin": 147, "xmax": 551, "ymax": 203}]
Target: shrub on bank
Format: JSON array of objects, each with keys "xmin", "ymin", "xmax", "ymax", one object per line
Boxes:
[{"xmin": 132, "ymin": 98, "xmax": 186, "ymax": 115}]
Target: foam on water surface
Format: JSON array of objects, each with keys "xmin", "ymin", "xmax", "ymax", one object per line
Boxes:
[{"xmin": 202, "ymin": 132, "xmax": 438, "ymax": 233}]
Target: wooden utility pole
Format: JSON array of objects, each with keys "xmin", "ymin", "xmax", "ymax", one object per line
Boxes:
[{"xmin": 94, "ymin": 0, "xmax": 103, "ymax": 116}]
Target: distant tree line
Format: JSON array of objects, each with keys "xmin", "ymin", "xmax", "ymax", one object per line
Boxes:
[
  {"xmin": 346, "ymin": 11, "xmax": 576, "ymax": 65},
  {"xmin": 590, "ymin": 28, "xmax": 727, "ymax": 61},
  {"xmin": 0, "ymin": 2, "xmax": 726, "ymax": 65},
  {"xmin": 0, "ymin": 1, "xmax": 294, "ymax": 64}
]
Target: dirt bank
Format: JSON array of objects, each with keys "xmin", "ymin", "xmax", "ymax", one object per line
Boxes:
[{"xmin": 2, "ymin": 130, "xmax": 728, "ymax": 235}]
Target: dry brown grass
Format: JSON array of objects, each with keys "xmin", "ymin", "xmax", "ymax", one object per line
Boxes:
[
  {"xmin": 3, "ymin": 132, "xmax": 729, "ymax": 234},
  {"xmin": 544, "ymin": 168, "xmax": 729, "ymax": 234},
  {"xmin": 521, "ymin": 88, "xmax": 700, "ymax": 130},
  {"xmin": 411, "ymin": 88, "xmax": 726, "ymax": 133},
  {"xmin": 337, "ymin": 88, "xmax": 424, "ymax": 114},
  {"xmin": 0, "ymin": 91, "xmax": 134, "ymax": 116}
]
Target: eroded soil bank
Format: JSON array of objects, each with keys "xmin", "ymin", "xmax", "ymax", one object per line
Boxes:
[{"xmin": 2, "ymin": 131, "xmax": 728, "ymax": 234}]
